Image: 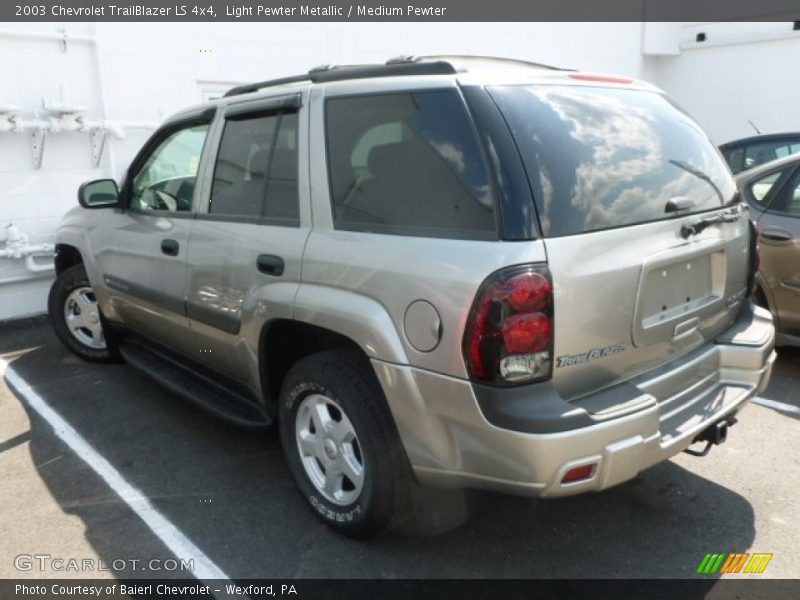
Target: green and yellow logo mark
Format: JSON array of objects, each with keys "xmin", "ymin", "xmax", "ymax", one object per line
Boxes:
[{"xmin": 696, "ymin": 552, "xmax": 773, "ymax": 575}]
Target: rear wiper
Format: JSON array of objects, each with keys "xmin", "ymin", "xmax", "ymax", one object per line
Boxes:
[
  {"xmin": 668, "ymin": 159, "xmax": 724, "ymax": 205},
  {"xmin": 680, "ymin": 203, "xmax": 744, "ymax": 239}
]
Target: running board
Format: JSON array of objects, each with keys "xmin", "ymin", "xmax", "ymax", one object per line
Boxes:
[{"xmin": 117, "ymin": 340, "xmax": 272, "ymax": 430}]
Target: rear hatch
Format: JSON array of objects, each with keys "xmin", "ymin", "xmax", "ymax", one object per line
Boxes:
[{"xmin": 490, "ymin": 83, "xmax": 750, "ymax": 400}]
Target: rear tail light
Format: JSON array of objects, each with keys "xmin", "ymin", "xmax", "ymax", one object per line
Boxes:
[
  {"xmin": 746, "ymin": 219, "xmax": 760, "ymax": 296},
  {"xmin": 463, "ymin": 265, "xmax": 554, "ymax": 386}
]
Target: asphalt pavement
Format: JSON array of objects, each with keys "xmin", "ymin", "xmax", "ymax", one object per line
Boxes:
[{"xmin": 1, "ymin": 317, "xmax": 798, "ymax": 581}]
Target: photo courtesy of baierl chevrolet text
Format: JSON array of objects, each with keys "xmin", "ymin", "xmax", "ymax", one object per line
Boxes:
[{"xmin": 0, "ymin": 1, "xmax": 798, "ymax": 599}]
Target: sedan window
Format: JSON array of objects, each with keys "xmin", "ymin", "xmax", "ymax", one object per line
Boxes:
[
  {"xmin": 774, "ymin": 171, "xmax": 800, "ymax": 216},
  {"xmin": 750, "ymin": 170, "xmax": 786, "ymax": 204}
]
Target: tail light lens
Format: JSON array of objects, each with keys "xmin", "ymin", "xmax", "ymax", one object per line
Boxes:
[
  {"xmin": 463, "ymin": 265, "xmax": 554, "ymax": 386},
  {"xmin": 746, "ymin": 219, "xmax": 760, "ymax": 296}
]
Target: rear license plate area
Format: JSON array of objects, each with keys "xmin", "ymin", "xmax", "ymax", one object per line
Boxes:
[{"xmin": 633, "ymin": 246, "xmax": 727, "ymax": 346}]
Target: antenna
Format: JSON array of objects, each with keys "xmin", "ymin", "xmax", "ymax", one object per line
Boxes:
[{"xmin": 748, "ymin": 120, "xmax": 761, "ymax": 135}]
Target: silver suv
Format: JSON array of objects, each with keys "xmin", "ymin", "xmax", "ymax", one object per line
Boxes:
[{"xmin": 48, "ymin": 56, "xmax": 776, "ymax": 537}]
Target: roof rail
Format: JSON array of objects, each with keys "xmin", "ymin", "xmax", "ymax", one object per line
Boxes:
[
  {"xmin": 223, "ymin": 75, "xmax": 312, "ymax": 98},
  {"xmin": 388, "ymin": 54, "xmax": 571, "ymax": 72},
  {"xmin": 223, "ymin": 60, "xmax": 457, "ymax": 98}
]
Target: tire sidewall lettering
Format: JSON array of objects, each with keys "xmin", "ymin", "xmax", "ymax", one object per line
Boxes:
[
  {"xmin": 284, "ymin": 381, "xmax": 334, "ymax": 412},
  {"xmin": 309, "ymin": 494, "xmax": 363, "ymax": 523}
]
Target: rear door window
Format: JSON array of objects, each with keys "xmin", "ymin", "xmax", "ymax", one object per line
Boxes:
[
  {"xmin": 325, "ymin": 90, "xmax": 497, "ymax": 239},
  {"xmin": 210, "ymin": 110, "xmax": 299, "ymax": 223},
  {"xmin": 490, "ymin": 85, "xmax": 737, "ymax": 237}
]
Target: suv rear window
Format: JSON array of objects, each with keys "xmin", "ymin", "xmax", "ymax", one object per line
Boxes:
[
  {"xmin": 490, "ymin": 85, "xmax": 737, "ymax": 237},
  {"xmin": 325, "ymin": 91, "xmax": 497, "ymax": 239}
]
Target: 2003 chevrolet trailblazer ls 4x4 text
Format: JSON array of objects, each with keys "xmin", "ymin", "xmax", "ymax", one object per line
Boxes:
[{"xmin": 47, "ymin": 56, "xmax": 776, "ymax": 537}]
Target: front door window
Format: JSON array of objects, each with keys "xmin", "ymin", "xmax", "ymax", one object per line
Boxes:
[{"xmin": 130, "ymin": 124, "xmax": 209, "ymax": 212}]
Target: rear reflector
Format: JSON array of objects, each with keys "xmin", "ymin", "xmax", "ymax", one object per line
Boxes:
[
  {"xmin": 568, "ymin": 73, "xmax": 633, "ymax": 84},
  {"xmin": 561, "ymin": 464, "xmax": 595, "ymax": 483}
]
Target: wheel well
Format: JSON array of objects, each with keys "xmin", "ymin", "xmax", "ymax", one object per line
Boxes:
[
  {"xmin": 260, "ymin": 320, "xmax": 366, "ymax": 409},
  {"xmin": 54, "ymin": 244, "xmax": 83, "ymax": 276}
]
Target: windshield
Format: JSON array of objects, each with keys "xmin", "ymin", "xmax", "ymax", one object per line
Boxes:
[{"xmin": 489, "ymin": 85, "xmax": 737, "ymax": 237}]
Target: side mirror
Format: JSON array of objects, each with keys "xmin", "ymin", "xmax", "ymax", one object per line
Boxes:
[{"xmin": 78, "ymin": 179, "xmax": 121, "ymax": 209}]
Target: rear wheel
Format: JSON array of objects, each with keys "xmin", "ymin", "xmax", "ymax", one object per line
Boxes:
[
  {"xmin": 278, "ymin": 349, "xmax": 411, "ymax": 538},
  {"xmin": 48, "ymin": 264, "xmax": 118, "ymax": 362}
]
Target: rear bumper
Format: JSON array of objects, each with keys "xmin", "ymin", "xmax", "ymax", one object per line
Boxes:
[{"xmin": 373, "ymin": 303, "xmax": 775, "ymax": 497}]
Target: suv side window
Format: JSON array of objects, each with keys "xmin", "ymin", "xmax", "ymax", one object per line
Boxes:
[
  {"xmin": 744, "ymin": 141, "xmax": 800, "ymax": 172},
  {"xmin": 325, "ymin": 91, "xmax": 496, "ymax": 239},
  {"xmin": 130, "ymin": 124, "xmax": 209, "ymax": 213},
  {"xmin": 209, "ymin": 111, "xmax": 299, "ymax": 223},
  {"xmin": 723, "ymin": 147, "xmax": 745, "ymax": 174}
]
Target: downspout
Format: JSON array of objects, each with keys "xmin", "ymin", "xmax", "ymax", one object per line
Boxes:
[{"xmin": 90, "ymin": 23, "xmax": 118, "ymax": 179}]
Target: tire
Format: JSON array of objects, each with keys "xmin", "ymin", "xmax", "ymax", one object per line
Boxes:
[
  {"xmin": 278, "ymin": 348, "xmax": 411, "ymax": 538},
  {"xmin": 48, "ymin": 263, "xmax": 118, "ymax": 363}
]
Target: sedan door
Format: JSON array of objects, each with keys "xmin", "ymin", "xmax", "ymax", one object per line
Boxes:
[{"xmin": 747, "ymin": 162, "xmax": 800, "ymax": 338}]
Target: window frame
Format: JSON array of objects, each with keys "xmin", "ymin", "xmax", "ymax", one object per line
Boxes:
[
  {"xmin": 122, "ymin": 108, "xmax": 216, "ymax": 219},
  {"xmin": 196, "ymin": 93, "xmax": 302, "ymax": 228},
  {"xmin": 322, "ymin": 87, "xmax": 501, "ymax": 241}
]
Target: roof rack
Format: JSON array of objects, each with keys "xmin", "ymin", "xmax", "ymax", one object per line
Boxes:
[
  {"xmin": 223, "ymin": 60, "xmax": 456, "ymax": 98},
  {"xmin": 388, "ymin": 54, "xmax": 569, "ymax": 71},
  {"xmin": 223, "ymin": 54, "xmax": 570, "ymax": 98},
  {"xmin": 223, "ymin": 74, "xmax": 312, "ymax": 97}
]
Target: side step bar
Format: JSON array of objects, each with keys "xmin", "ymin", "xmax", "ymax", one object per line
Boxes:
[{"xmin": 118, "ymin": 340, "xmax": 272, "ymax": 430}]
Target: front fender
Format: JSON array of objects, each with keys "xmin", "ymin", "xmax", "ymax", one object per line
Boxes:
[
  {"xmin": 53, "ymin": 206, "xmax": 114, "ymax": 318},
  {"xmin": 54, "ymin": 208, "xmax": 97, "ymax": 279}
]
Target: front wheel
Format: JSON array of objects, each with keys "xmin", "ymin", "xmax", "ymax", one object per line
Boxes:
[
  {"xmin": 48, "ymin": 264, "xmax": 118, "ymax": 362},
  {"xmin": 278, "ymin": 349, "xmax": 411, "ymax": 538}
]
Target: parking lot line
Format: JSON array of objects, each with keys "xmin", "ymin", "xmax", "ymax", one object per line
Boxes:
[
  {"xmin": 753, "ymin": 396, "xmax": 800, "ymax": 416},
  {"xmin": 0, "ymin": 355, "xmax": 232, "ymax": 583}
]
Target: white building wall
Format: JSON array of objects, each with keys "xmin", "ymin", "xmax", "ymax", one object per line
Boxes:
[
  {"xmin": 651, "ymin": 22, "xmax": 800, "ymax": 144},
  {"xmin": 0, "ymin": 21, "xmax": 646, "ymax": 319}
]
